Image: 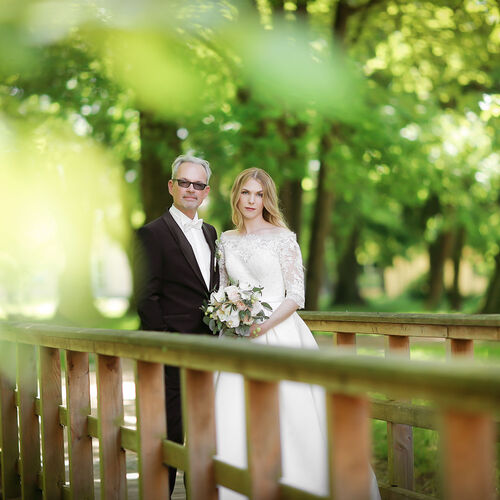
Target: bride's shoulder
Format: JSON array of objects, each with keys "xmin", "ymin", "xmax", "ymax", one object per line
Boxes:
[
  {"xmin": 273, "ymin": 227, "xmax": 296, "ymax": 238},
  {"xmin": 259, "ymin": 227, "xmax": 297, "ymax": 242},
  {"xmin": 220, "ymin": 229, "xmax": 240, "ymax": 241}
]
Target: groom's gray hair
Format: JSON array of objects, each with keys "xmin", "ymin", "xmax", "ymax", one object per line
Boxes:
[{"xmin": 171, "ymin": 155, "xmax": 212, "ymax": 184}]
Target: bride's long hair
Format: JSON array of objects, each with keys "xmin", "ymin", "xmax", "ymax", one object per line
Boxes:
[{"xmin": 230, "ymin": 168, "xmax": 288, "ymax": 231}]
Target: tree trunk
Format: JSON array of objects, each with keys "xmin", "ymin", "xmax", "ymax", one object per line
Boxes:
[
  {"xmin": 305, "ymin": 129, "xmax": 335, "ymax": 310},
  {"xmin": 449, "ymin": 226, "xmax": 466, "ymax": 310},
  {"xmin": 481, "ymin": 247, "xmax": 500, "ymax": 313},
  {"xmin": 280, "ymin": 179, "xmax": 303, "ymax": 238},
  {"xmin": 426, "ymin": 230, "xmax": 454, "ymax": 310},
  {"xmin": 334, "ymin": 225, "xmax": 364, "ymax": 305},
  {"xmin": 139, "ymin": 111, "xmax": 181, "ymax": 223},
  {"xmin": 56, "ymin": 214, "xmax": 102, "ymax": 325}
]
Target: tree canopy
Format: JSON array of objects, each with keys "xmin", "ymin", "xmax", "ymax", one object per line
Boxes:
[{"xmin": 1, "ymin": 0, "xmax": 499, "ymax": 323}]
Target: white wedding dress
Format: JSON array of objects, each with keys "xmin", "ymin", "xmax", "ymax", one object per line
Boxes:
[{"xmin": 214, "ymin": 228, "xmax": 380, "ymax": 499}]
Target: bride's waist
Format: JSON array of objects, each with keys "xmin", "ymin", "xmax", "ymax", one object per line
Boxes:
[{"xmin": 261, "ymin": 295, "xmax": 285, "ymax": 306}]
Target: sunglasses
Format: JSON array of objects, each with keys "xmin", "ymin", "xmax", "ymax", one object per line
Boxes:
[{"xmin": 172, "ymin": 178, "xmax": 208, "ymax": 190}]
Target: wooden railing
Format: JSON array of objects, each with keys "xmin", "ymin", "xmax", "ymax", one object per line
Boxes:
[
  {"xmin": 0, "ymin": 314, "xmax": 499, "ymax": 500},
  {"xmin": 300, "ymin": 311, "xmax": 500, "ymax": 499}
]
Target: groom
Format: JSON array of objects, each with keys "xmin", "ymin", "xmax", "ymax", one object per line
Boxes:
[{"xmin": 134, "ymin": 154, "xmax": 218, "ymax": 495}]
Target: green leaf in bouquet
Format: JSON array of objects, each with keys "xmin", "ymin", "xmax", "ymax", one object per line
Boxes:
[
  {"xmin": 261, "ymin": 302, "xmax": 272, "ymax": 311},
  {"xmin": 238, "ymin": 325, "xmax": 250, "ymax": 336},
  {"xmin": 203, "ymin": 316, "xmax": 211, "ymax": 326},
  {"xmin": 209, "ymin": 319, "xmax": 216, "ymax": 332}
]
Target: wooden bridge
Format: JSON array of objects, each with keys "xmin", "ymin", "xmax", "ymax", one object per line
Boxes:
[{"xmin": 0, "ymin": 312, "xmax": 499, "ymax": 499}]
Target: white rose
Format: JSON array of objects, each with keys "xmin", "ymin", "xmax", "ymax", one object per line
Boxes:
[
  {"xmin": 215, "ymin": 306, "xmax": 229, "ymax": 322},
  {"xmin": 211, "ymin": 289, "xmax": 225, "ymax": 304},
  {"xmin": 225, "ymin": 285, "xmax": 241, "ymax": 302},
  {"xmin": 225, "ymin": 310, "xmax": 241, "ymax": 328}
]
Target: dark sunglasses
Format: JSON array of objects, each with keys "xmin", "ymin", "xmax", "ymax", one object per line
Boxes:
[{"xmin": 172, "ymin": 178, "xmax": 208, "ymax": 190}]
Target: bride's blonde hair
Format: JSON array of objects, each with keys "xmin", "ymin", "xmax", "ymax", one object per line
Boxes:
[{"xmin": 230, "ymin": 168, "xmax": 288, "ymax": 231}]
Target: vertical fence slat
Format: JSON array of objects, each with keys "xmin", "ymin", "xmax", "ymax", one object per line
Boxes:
[
  {"xmin": 0, "ymin": 340, "xmax": 21, "ymax": 498},
  {"xmin": 245, "ymin": 379, "xmax": 281, "ymax": 500},
  {"xmin": 328, "ymin": 393, "xmax": 371, "ymax": 500},
  {"xmin": 65, "ymin": 350, "xmax": 94, "ymax": 499},
  {"xmin": 39, "ymin": 347, "xmax": 65, "ymax": 499},
  {"xmin": 441, "ymin": 410, "xmax": 496, "ymax": 500},
  {"xmin": 335, "ymin": 332, "xmax": 356, "ymax": 351},
  {"xmin": 18, "ymin": 343, "xmax": 41, "ymax": 500},
  {"xmin": 135, "ymin": 361, "xmax": 169, "ymax": 499},
  {"xmin": 97, "ymin": 355, "xmax": 126, "ymax": 500},
  {"xmin": 446, "ymin": 338, "xmax": 474, "ymax": 359},
  {"xmin": 386, "ymin": 335, "xmax": 414, "ymax": 491},
  {"xmin": 182, "ymin": 368, "xmax": 217, "ymax": 500}
]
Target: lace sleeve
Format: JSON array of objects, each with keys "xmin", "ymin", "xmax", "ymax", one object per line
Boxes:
[
  {"xmin": 217, "ymin": 235, "xmax": 230, "ymax": 289},
  {"xmin": 279, "ymin": 232, "xmax": 305, "ymax": 309}
]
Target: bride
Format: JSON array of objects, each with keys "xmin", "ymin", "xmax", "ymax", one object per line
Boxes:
[{"xmin": 214, "ymin": 167, "xmax": 380, "ymax": 499}]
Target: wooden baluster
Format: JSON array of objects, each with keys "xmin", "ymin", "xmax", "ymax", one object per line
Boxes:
[
  {"xmin": 385, "ymin": 336, "xmax": 414, "ymax": 491},
  {"xmin": 328, "ymin": 393, "xmax": 372, "ymax": 500},
  {"xmin": 39, "ymin": 347, "xmax": 65, "ymax": 499},
  {"xmin": 135, "ymin": 361, "xmax": 169, "ymax": 499},
  {"xmin": 97, "ymin": 355, "xmax": 126, "ymax": 499},
  {"xmin": 18, "ymin": 343, "xmax": 41, "ymax": 500},
  {"xmin": 65, "ymin": 350, "xmax": 94, "ymax": 499},
  {"xmin": 335, "ymin": 331, "xmax": 356, "ymax": 351},
  {"xmin": 446, "ymin": 338, "xmax": 474, "ymax": 359},
  {"xmin": 245, "ymin": 379, "xmax": 281, "ymax": 500},
  {"xmin": 441, "ymin": 410, "xmax": 496, "ymax": 500},
  {"xmin": 0, "ymin": 340, "xmax": 21, "ymax": 498},
  {"xmin": 182, "ymin": 368, "xmax": 217, "ymax": 500}
]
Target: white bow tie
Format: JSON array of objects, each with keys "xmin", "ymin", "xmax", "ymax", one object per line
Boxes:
[{"xmin": 183, "ymin": 218, "xmax": 203, "ymax": 232}]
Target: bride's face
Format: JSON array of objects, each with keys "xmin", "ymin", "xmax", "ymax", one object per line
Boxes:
[{"xmin": 237, "ymin": 178, "xmax": 264, "ymax": 221}]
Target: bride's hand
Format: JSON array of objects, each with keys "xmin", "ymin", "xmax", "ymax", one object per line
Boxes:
[{"xmin": 249, "ymin": 322, "xmax": 267, "ymax": 338}]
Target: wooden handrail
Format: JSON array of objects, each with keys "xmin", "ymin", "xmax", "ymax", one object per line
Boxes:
[
  {"xmin": 299, "ymin": 311, "xmax": 500, "ymax": 340},
  {"xmin": 1, "ymin": 322, "xmax": 500, "ymax": 409}
]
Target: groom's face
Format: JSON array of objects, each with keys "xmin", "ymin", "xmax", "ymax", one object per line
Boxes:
[{"xmin": 168, "ymin": 162, "xmax": 210, "ymax": 218}]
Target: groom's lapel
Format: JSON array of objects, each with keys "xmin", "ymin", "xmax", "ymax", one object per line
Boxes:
[
  {"xmin": 202, "ymin": 223, "xmax": 217, "ymax": 291},
  {"xmin": 162, "ymin": 211, "xmax": 208, "ymax": 292}
]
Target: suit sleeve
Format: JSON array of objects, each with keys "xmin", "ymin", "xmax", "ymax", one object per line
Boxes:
[{"xmin": 134, "ymin": 226, "xmax": 166, "ymax": 331}]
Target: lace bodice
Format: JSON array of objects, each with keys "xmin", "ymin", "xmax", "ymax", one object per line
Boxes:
[{"xmin": 218, "ymin": 228, "xmax": 305, "ymax": 309}]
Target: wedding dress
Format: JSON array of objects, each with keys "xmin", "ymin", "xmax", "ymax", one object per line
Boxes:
[{"xmin": 214, "ymin": 228, "xmax": 380, "ymax": 499}]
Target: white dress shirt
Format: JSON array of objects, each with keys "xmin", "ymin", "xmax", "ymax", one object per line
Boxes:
[{"xmin": 169, "ymin": 205, "xmax": 211, "ymax": 289}]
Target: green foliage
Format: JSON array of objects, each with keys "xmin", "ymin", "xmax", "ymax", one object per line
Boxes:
[{"xmin": 0, "ymin": 0, "xmax": 499, "ymax": 320}]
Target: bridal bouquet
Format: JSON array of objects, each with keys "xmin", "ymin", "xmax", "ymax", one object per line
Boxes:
[{"xmin": 201, "ymin": 282, "xmax": 272, "ymax": 337}]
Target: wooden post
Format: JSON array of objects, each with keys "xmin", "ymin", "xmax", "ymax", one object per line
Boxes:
[
  {"xmin": 446, "ymin": 338, "xmax": 473, "ymax": 359},
  {"xmin": 65, "ymin": 350, "xmax": 94, "ymax": 499},
  {"xmin": 335, "ymin": 332, "xmax": 356, "ymax": 351},
  {"xmin": 0, "ymin": 340, "xmax": 21, "ymax": 498},
  {"xmin": 328, "ymin": 393, "xmax": 372, "ymax": 500},
  {"xmin": 245, "ymin": 379, "xmax": 281, "ymax": 500},
  {"xmin": 97, "ymin": 355, "xmax": 126, "ymax": 500},
  {"xmin": 441, "ymin": 410, "xmax": 496, "ymax": 500},
  {"xmin": 182, "ymin": 368, "xmax": 217, "ymax": 500},
  {"xmin": 17, "ymin": 343, "xmax": 41, "ymax": 500},
  {"xmin": 135, "ymin": 361, "xmax": 169, "ymax": 499},
  {"xmin": 385, "ymin": 336, "xmax": 414, "ymax": 490},
  {"xmin": 39, "ymin": 347, "xmax": 65, "ymax": 499}
]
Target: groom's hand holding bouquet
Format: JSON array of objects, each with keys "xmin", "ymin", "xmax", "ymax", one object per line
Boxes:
[{"xmin": 201, "ymin": 281, "xmax": 272, "ymax": 337}]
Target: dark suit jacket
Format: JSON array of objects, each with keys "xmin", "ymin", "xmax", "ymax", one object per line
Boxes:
[{"xmin": 134, "ymin": 210, "xmax": 218, "ymax": 335}]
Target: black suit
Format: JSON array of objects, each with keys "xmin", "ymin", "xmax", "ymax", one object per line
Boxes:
[{"xmin": 134, "ymin": 209, "xmax": 218, "ymax": 495}]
